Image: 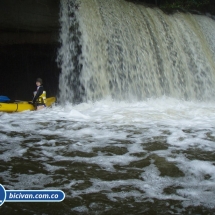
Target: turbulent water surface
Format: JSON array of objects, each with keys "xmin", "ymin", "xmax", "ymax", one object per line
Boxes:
[
  {"xmin": 1, "ymin": 0, "xmax": 215, "ymax": 214},
  {"xmin": 0, "ymin": 98, "xmax": 215, "ymax": 214}
]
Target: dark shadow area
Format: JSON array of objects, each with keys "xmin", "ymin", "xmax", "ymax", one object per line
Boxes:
[
  {"xmin": 0, "ymin": 0, "xmax": 61, "ymax": 101},
  {"xmin": 125, "ymin": 0, "xmax": 215, "ymax": 15},
  {"xmin": 0, "ymin": 44, "xmax": 60, "ymax": 101}
]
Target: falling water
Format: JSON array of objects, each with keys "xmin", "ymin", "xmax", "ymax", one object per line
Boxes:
[
  {"xmin": 58, "ymin": 0, "xmax": 215, "ymax": 103},
  {"xmin": 1, "ymin": 2, "xmax": 215, "ymax": 214}
]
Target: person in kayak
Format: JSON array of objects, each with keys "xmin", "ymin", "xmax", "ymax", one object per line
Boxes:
[{"xmin": 32, "ymin": 78, "xmax": 46, "ymax": 110}]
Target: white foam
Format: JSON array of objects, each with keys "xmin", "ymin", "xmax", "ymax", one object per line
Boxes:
[{"xmin": 1, "ymin": 98, "xmax": 215, "ymax": 208}]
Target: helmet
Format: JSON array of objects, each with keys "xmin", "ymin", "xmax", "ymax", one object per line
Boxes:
[{"xmin": 36, "ymin": 78, "xmax": 43, "ymax": 84}]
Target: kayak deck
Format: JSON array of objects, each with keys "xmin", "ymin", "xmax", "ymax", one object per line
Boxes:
[{"xmin": 0, "ymin": 97, "xmax": 56, "ymax": 113}]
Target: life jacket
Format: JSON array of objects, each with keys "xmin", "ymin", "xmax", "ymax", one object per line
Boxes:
[{"xmin": 37, "ymin": 91, "xmax": 46, "ymax": 104}]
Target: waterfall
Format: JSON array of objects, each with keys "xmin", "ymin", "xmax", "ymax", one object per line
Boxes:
[{"xmin": 58, "ymin": 0, "xmax": 215, "ymax": 103}]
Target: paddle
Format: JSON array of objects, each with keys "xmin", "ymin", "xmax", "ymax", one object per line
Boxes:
[{"xmin": 0, "ymin": 96, "xmax": 10, "ymax": 102}]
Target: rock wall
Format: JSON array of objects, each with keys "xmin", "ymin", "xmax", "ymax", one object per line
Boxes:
[
  {"xmin": 0, "ymin": 0, "xmax": 60, "ymax": 101},
  {"xmin": 0, "ymin": 0, "xmax": 60, "ymax": 44}
]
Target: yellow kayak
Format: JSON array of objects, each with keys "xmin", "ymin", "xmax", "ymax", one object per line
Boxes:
[{"xmin": 0, "ymin": 97, "xmax": 56, "ymax": 113}]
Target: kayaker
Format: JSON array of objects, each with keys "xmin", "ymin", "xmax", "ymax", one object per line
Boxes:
[{"xmin": 32, "ymin": 78, "xmax": 46, "ymax": 110}]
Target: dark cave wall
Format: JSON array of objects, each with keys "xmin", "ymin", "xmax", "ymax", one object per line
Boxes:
[
  {"xmin": 0, "ymin": 0, "xmax": 61, "ymax": 101},
  {"xmin": 0, "ymin": 45, "xmax": 60, "ymax": 101},
  {"xmin": 0, "ymin": 0, "xmax": 60, "ymax": 40}
]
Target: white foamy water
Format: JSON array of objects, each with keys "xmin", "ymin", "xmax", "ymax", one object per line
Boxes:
[{"xmin": 1, "ymin": 98, "xmax": 215, "ymax": 213}]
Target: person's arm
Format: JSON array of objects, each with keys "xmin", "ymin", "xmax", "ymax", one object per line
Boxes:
[{"xmin": 32, "ymin": 86, "xmax": 43, "ymax": 104}]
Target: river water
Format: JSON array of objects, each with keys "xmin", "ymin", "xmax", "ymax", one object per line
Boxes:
[
  {"xmin": 0, "ymin": 98, "xmax": 215, "ymax": 214},
  {"xmin": 1, "ymin": 0, "xmax": 215, "ymax": 214}
]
